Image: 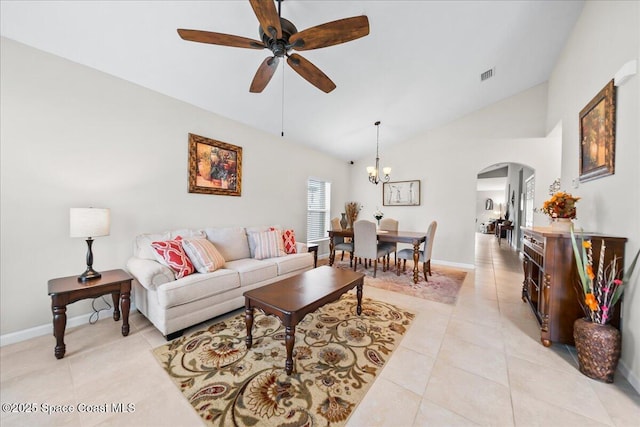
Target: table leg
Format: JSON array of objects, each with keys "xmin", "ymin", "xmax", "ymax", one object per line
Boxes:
[
  {"xmin": 356, "ymin": 282, "xmax": 363, "ymax": 315},
  {"xmin": 329, "ymin": 238, "xmax": 335, "ymax": 266},
  {"xmin": 120, "ymin": 290, "xmax": 130, "ymax": 336},
  {"xmin": 51, "ymin": 297, "xmax": 67, "ymax": 359},
  {"xmin": 111, "ymin": 292, "xmax": 121, "ymax": 321},
  {"xmin": 285, "ymin": 324, "xmax": 295, "ymax": 375},
  {"xmin": 413, "ymin": 241, "xmax": 420, "ymax": 284},
  {"xmin": 245, "ymin": 305, "xmax": 254, "ymax": 349}
]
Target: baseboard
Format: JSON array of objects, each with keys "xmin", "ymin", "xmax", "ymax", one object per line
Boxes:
[
  {"xmin": 432, "ymin": 259, "xmax": 475, "ymax": 270},
  {"xmin": 617, "ymin": 358, "xmax": 640, "ymax": 394},
  {"xmin": 0, "ymin": 304, "xmax": 138, "ymax": 348}
]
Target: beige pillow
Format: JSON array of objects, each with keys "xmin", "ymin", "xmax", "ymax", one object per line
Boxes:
[{"xmin": 181, "ymin": 237, "xmax": 226, "ymax": 273}]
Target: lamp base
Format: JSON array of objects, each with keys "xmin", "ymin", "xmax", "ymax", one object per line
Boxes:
[{"xmin": 78, "ymin": 267, "xmax": 102, "ymax": 283}]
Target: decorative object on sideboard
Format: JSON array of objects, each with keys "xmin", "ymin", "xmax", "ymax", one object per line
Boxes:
[
  {"xmin": 541, "ymin": 191, "xmax": 580, "ymax": 231},
  {"xmin": 382, "ymin": 180, "xmax": 420, "ymax": 206},
  {"xmin": 570, "ymin": 228, "xmax": 639, "ymax": 382},
  {"xmin": 367, "ymin": 121, "xmax": 391, "ymax": 185},
  {"xmin": 70, "ymin": 208, "xmax": 110, "ymax": 282},
  {"xmin": 579, "ymin": 79, "xmax": 616, "ymax": 183},
  {"xmin": 188, "ymin": 133, "xmax": 242, "ymax": 196},
  {"xmin": 548, "ymin": 178, "xmax": 561, "ymax": 195}
]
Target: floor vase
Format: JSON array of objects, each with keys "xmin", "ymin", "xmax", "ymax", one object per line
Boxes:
[{"xmin": 573, "ymin": 318, "xmax": 621, "ymax": 383}]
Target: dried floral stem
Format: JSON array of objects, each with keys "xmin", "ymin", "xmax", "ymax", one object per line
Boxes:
[{"xmin": 345, "ymin": 202, "xmax": 361, "ymax": 228}]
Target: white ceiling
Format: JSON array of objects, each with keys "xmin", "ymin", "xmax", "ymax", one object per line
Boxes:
[{"xmin": 0, "ymin": 1, "xmax": 584, "ymax": 161}]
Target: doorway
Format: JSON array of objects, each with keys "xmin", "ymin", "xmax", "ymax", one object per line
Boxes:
[{"xmin": 476, "ymin": 162, "xmax": 534, "ymax": 251}]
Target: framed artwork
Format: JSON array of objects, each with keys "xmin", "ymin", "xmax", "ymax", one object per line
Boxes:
[
  {"xmin": 383, "ymin": 180, "xmax": 420, "ymax": 206},
  {"xmin": 188, "ymin": 133, "xmax": 242, "ymax": 196},
  {"xmin": 579, "ymin": 80, "xmax": 616, "ymax": 182},
  {"xmin": 485, "ymin": 198, "xmax": 493, "ymax": 210}
]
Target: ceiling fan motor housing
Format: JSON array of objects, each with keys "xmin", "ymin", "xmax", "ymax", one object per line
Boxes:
[{"xmin": 260, "ymin": 18, "xmax": 298, "ymax": 57}]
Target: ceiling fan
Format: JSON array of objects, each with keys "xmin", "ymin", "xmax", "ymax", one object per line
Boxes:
[{"xmin": 177, "ymin": 0, "xmax": 370, "ymax": 93}]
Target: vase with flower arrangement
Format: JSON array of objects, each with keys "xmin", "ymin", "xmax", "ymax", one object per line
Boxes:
[
  {"xmin": 373, "ymin": 208, "xmax": 384, "ymax": 226},
  {"xmin": 570, "ymin": 227, "xmax": 639, "ymax": 382},
  {"xmin": 542, "ymin": 191, "xmax": 580, "ymax": 231},
  {"xmin": 345, "ymin": 202, "xmax": 361, "ymax": 230}
]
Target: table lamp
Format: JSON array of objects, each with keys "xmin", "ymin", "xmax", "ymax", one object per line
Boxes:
[{"xmin": 70, "ymin": 208, "xmax": 110, "ymax": 282}]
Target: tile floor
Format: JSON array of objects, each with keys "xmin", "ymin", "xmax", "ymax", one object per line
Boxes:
[{"xmin": 1, "ymin": 233, "xmax": 639, "ymax": 426}]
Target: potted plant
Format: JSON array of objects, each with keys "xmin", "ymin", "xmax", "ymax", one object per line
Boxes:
[
  {"xmin": 570, "ymin": 227, "xmax": 639, "ymax": 382},
  {"xmin": 542, "ymin": 191, "xmax": 580, "ymax": 231}
]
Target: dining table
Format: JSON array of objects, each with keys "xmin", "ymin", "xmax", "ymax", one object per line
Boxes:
[{"xmin": 328, "ymin": 229, "xmax": 428, "ymax": 284}]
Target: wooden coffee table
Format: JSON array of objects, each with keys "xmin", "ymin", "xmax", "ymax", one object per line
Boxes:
[{"xmin": 244, "ymin": 266, "xmax": 365, "ymax": 375}]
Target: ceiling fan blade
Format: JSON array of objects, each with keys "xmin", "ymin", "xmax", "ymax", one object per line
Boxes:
[
  {"xmin": 177, "ymin": 29, "xmax": 265, "ymax": 49},
  {"xmin": 289, "ymin": 16, "xmax": 369, "ymax": 51},
  {"xmin": 250, "ymin": 56, "xmax": 280, "ymax": 93},
  {"xmin": 286, "ymin": 54, "xmax": 336, "ymax": 93},
  {"xmin": 249, "ymin": 0, "xmax": 282, "ymax": 39}
]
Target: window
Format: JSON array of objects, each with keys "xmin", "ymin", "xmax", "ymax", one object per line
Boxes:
[{"xmin": 307, "ymin": 178, "xmax": 331, "ymax": 242}]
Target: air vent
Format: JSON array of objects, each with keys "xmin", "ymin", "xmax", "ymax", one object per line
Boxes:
[{"xmin": 481, "ymin": 67, "xmax": 495, "ymax": 81}]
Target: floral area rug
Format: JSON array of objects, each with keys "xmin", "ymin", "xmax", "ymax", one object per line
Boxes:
[
  {"xmin": 329, "ymin": 257, "xmax": 467, "ymax": 305},
  {"xmin": 153, "ymin": 293, "xmax": 414, "ymax": 426}
]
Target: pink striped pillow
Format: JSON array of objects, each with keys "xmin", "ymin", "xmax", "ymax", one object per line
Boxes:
[
  {"xmin": 251, "ymin": 230, "xmax": 286, "ymax": 260},
  {"xmin": 181, "ymin": 237, "xmax": 226, "ymax": 273}
]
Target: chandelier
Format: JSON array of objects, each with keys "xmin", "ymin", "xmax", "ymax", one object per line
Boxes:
[{"xmin": 367, "ymin": 121, "xmax": 391, "ymax": 185}]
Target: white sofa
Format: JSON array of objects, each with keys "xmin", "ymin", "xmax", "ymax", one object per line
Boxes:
[{"xmin": 126, "ymin": 226, "xmax": 313, "ymax": 339}]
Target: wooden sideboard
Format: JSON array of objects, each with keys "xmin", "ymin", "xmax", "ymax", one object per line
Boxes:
[{"xmin": 521, "ymin": 227, "xmax": 626, "ymax": 347}]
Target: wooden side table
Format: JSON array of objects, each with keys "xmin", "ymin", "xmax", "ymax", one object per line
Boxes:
[
  {"xmin": 48, "ymin": 269, "xmax": 133, "ymax": 359},
  {"xmin": 307, "ymin": 243, "xmax": 319, "ymax": 268}
]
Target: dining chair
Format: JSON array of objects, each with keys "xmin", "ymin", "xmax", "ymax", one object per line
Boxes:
[
  {"xmin": 378, "ymin": 218, "xmax": 398, "ymax": 269},
  {"xmin": 331, "ymin": 217, "xmax": 354, "ymax": 266},
  {"xmin": 353, "ymin": 220, "xmax": 388, "ymax": 277},
  {"xmin": 396, "ymin": 221, "xmax": 437, "ymax": 281}
]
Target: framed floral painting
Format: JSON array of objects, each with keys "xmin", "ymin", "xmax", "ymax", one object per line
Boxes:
[
  {"xmin": 188, "ymin": 133, "xmax": 242, "ymax": 196},
  {"xmin": 579, "ymin": 80, "xmax": 616, "ymax": 183}
]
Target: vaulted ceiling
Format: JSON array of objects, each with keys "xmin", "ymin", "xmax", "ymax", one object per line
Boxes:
[{"xmin": 0, "ymin": 1, "xmax": 584, "ymax": 161}]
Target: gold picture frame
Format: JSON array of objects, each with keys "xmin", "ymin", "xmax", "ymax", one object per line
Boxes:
[
  {"xmin": 579, "ymin": 80, "xmax": 616, "ymax": 182},
  {"xmin": 188, "ymin": 133, "xmax": 242, "ymax": 196}
]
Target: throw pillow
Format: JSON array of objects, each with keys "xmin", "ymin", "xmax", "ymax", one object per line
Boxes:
[
  {"xmin": 250, "ymin": 230, "xmax": 286, "ymax": 260},
  {"xmin": 151, "ymin": 236, "xmax": 195, "ymax": 279},
  {"xmin": 181, "ymin": 237, "xmax": 226, "ymax": 273},
  {"xmin": 282, "ymin": 229, "xmax": 297, "ymax": 254}
]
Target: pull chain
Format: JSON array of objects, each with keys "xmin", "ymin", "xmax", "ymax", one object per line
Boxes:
[{"xmin": 281, "ymin": 61, "xmax": 285, "ymax": 137}]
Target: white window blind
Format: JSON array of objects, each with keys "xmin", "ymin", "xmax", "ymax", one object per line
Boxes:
[{"xmin": 307, "ymin": 178, "xmax": 330, "ymax": 242}]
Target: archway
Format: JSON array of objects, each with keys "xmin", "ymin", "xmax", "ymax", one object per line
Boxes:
[{"xmin": 476, "ymin": 162, "xmax": 535, "ymax": 250}]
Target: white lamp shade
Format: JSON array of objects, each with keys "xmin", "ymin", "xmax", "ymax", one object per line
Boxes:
[
  {"xmin": 366, "ymin": 166, "xmax": 375, "ymax": 174},
  {"xmin": 70, "ymin": 208, "xmax": 110, "ymax": 238},
  {"xmin": 382, "ymin": 167, "xmax": 391, "ymax": 175}
]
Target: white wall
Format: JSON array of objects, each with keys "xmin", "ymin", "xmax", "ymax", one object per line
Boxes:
[
  {"xmin": 349, "ymin": 83, "xmax": 561, "ymax": 267},
  {"xmin": 546, "ymin": 1, "xmax": 640, "ymax": 389},
  {"xmin": 0, "ymin": 38, "xmax": 350, "ymax": 335}
]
